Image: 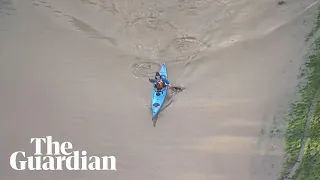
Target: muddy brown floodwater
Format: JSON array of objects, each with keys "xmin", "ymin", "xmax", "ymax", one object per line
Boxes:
[{"xmin": 0, "ymin": 0, "xmax": 319, "ymax": 179}]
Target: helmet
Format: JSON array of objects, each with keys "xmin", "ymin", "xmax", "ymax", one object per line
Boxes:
[{"xmin": 155, "ymin": 72, "xmax": 160, "ymax": 76}]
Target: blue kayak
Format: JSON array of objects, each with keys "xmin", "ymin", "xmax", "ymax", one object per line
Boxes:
[{"xmin": 151, "ymin": 63, "xmax": 168, "ymax": 119}]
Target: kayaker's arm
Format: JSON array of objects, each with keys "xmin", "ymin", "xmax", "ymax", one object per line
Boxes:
[
  {"xmin": 149, "ymin": 78, "xmax": 155, "ymax": 83},
  {"xmin": 162, "ymin": 78, "xmax": 172, "ymax": 88}
]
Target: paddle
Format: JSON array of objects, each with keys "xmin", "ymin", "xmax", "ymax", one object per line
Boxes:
[
  {"xmin": 149, "ymin": 78, "xmax": 185, "ymax": 92},
  {"xmin": 170, "ymin": 86, "xmax": 185, "ymax": 92}
]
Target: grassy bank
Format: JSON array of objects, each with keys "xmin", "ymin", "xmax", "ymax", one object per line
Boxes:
[{"xmin": 279, "ymin": 7, "xmax": 320, "ymax": 180}]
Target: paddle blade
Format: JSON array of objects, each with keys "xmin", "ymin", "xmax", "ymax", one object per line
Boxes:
[{"xmin": 171, "ymin": 86, "xmax": 185, "ymax": 92}]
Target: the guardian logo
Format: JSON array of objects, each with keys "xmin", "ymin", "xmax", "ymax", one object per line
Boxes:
[{"xmin": 10, "ymin": 136, "xmax": 117, "ymax": 171}]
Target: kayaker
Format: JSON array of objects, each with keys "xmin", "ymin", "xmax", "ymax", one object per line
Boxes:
[{"xmin": 149, "ymin": 72, "xmax": 172, "ymax": 90}]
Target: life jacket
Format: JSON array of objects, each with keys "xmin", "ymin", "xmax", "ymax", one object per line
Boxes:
[{"xmin": 156, "ymin": 80, "xmax": 164, "ymax": 89}]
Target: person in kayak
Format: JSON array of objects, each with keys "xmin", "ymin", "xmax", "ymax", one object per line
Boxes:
[{"xmin": 149, "ymin": 72, "xmax": 172, "ymax": 90}]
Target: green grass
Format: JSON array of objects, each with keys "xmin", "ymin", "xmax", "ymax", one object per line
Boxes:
[
  {"xmin": 279, "ymin": 7, "xmax": 320, "ymax": 179},
  {"xmin": 306, "ymin": 6, "xmax": 320, "ymax": 42}
]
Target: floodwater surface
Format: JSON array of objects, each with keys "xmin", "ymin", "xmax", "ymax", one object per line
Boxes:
[{"xmin": 0, "ymin": 0, "xmax": 319, "ymax": 179}]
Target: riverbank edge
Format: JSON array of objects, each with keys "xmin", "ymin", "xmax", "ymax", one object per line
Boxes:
[{"xmin": 279, "ymin": 6, "xmax": 320, "ymax": 180}]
